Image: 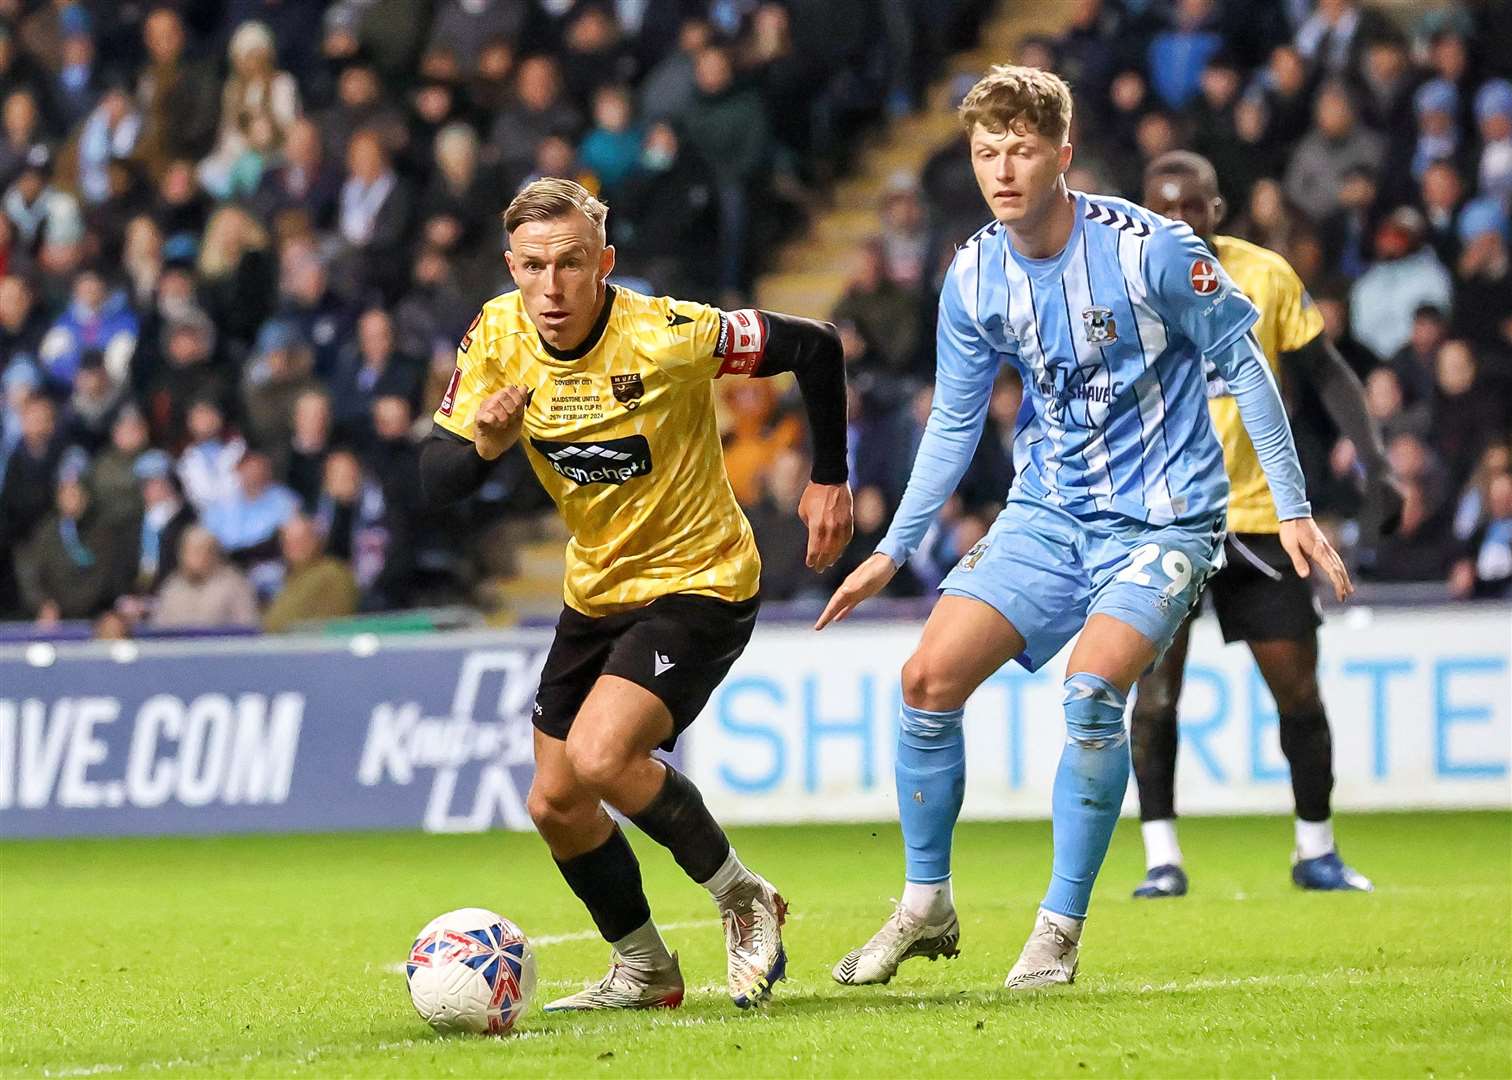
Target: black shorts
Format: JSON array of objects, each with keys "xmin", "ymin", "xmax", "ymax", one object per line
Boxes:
[
  {"xmin": 1203, "ymin": 532, "xmax": 1323, "ymax": 644},
  {"xmin": 533, "ymin": 592, "xmax": 760, "ymax": 750}
]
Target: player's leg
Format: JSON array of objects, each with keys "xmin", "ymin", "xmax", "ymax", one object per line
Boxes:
[
  {"xmin": 1249, "ymin": 634, "xmax": 1372, "ymax": 891},
  {"xmin": 570, "ymin": 593, "xmax": 786, "ymax": 1007},
  {"xmin": 1129, "ymin": 618, "xmax": 1193, "ymax": 898},
  {"xmin": 833, "ymin": 594, "xmax": 1026, "ymax": 986},
  {"xmin": 1005, "ymin": 517, "xmax": 1222, "ymax": 990},
  {"xmin": 528, "ymin": 729, "xmax": 685, "ymax": 1012}
]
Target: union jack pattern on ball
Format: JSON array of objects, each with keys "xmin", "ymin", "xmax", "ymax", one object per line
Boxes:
[{"xmin": 405, "ymin": 909, "xmax": 537, "ymax": 1036}]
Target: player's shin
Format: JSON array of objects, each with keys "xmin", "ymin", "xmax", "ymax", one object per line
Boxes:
[
  {"xmin": 1279, "ymin": 709, "xmax": 1335, "ymax": 856},
  {"xmin": 628, "ymin": 763, "xmax": 744, "ymax": 891},
  {"xmin": 896, "ymin": 703, "xmax": 966, "ymax": 918},
  {"xmin": 1043, "ymin": 673, "xmax": 1131, "ymax": 923},
  {"xmin": 554, "ymin": 824, "xmax": 670, "ymax": 972}
]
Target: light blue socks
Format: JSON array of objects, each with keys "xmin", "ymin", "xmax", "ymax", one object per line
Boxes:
[
  {"xmin": 1043, "ymin": 672, "xmax": 1130, "ymax": 919},
  {"xmin": 896, "ymin": 704, "xmax": 966, "ymax": 884}
]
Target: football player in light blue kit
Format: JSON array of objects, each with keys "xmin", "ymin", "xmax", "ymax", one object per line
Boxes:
[{"xmin": 821, "ymin": 65, "xmax": 1355, "ymax": 991}]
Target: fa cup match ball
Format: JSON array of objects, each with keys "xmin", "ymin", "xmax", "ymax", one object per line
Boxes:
[{"xmin": 406, "ymin": 908, "xmax": 536, "ymax": 1035}]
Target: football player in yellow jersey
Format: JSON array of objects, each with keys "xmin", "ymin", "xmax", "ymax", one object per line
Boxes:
[
  {"xmin": 1131, "ymin": 152, "xmax": 1402, "ymax": 897},
  {"xmin": 420, "ymin": 179, "xmax": 852, "ymax": 1012}
]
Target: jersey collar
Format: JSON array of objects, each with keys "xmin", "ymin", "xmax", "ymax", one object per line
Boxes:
[
  {"xmin": 538, "ymin": 284, "xmax": 617, "ymax": 362},
  {"xmin": 1005, "ymin": 192, "xmax": 1087, "ymax": 281}
]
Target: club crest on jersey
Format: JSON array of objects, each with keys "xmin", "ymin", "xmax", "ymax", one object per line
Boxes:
[
  {"xmin": 1081, "ymin": 306, "xmax": 1117, "ymax": 344},
  {"xmin": 610, "ymin": 372, "xmax": 644, "ymax": 410},
  {"xmin": 1189, "ymin": 259, "xmax": 1220, "ymax": 296}
]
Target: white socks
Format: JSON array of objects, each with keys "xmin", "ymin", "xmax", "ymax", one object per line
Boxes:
[
  {"xmin": 1141, "ymin": 818, "xmax": 1183, "ymax": 870},
  {"xmin": 703, "ymin": 847, "xmax": 758, "ymax": 901},
  {"xmin": 902, "ymin": 879, "xmax": 954, "ymax": 921},
  {"xmin": 611, "ymin": 917, "xmax": 673, "ymax": 974},
  {"xmin": 1295, "ymin": 817, "xmax": 1335, "ymax": 860}
]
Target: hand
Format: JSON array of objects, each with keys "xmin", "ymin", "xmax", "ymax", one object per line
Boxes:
[
  {"xmin": 1278, "ymin": 516, "xmax": 1354, "ymax": 601},
  {"xmin": 474, "ymin": 386, "xmax": 530, "ymax": 461},
  {"xmin": 815, "ymin": 551, "xmax": 896, "ymax": 630},
  {"xmin": 798, "ymin": 481, "xmax": 853, "ymax": 573},
  {"xmin": 36, "ymin": 601, "xmax": 60, "ymax": 628}
]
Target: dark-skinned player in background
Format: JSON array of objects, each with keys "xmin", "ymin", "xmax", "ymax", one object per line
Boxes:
[{"xmin": 1132, "ymin": 151, "xmax": 1403, "ymax": 897}]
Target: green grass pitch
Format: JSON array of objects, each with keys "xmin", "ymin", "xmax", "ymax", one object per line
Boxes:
[{"xmin": 3, "ymin": 811, "xmax": 1509, "ymax": 1078}]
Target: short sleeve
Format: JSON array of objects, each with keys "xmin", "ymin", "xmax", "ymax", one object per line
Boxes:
[
  {"xmin": 646, "ymin": 295, "xmax": 769, "ymax": 383},
  {"xmin": 432, "ymin": 305, "xmax": 506, "ymax": 438},
  {"xmin": 1145, "ymin": 223, "xmax": 1259, "ymax": 358},
  {"xmin": 1273, "ymin": 266, "xmax": 1327, "ymax": 354}
]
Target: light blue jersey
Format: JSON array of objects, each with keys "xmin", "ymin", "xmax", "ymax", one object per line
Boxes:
[{"xmin": 878, "ymin": 191, "xmax": 1309, "ymax": 570}]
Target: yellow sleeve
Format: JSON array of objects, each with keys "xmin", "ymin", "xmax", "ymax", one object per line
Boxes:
[
  {"xmin": 432, "ymin": 305, "xmax": 507, "ymax": 438},
  {"xmin": 1274, "ymin": 264, "xmax": 1326, "ymax": 354},
  {"xmin": 642, "ymin": 294, "xmax": 770, "ymax": 383}
]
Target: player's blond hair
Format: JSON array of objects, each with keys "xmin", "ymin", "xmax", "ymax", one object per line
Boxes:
[
  {"xmin": 959, "ymin": 64, "xmax": 1073, "ymax": 144},
  {"xmin": 503, "ymin": 178, "xmax": 609, "ymax": 246}
]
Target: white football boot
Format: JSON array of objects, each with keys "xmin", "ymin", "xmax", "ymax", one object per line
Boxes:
[
  {"xmin": 1004, "ymin": 909, "xmax": 1079, "ymax": 990},
  {"xmin": 832, "ymin": 903, "xmax": 961, "ymax": 986},
  {"xmin": 717, "ymin": 875, "xmax": 788, "ymax": 1008},
  {"xmin": 542, "ymin": 952, "xmax": 684, "ymax": 1012}
]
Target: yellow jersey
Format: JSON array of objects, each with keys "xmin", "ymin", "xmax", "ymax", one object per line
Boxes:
[
  {"xmin": 434, "ymin": 285, "xmax": 767, "ymax": 616},
  {"xmin": 1208, "ymin": 235, "xmax": 1326, "ymax": 534}
]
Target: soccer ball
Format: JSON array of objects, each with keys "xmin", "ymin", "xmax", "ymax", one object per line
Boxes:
[{"xmin": 406, "ymin": 908, "xmax": 537, "ymax": 1035}]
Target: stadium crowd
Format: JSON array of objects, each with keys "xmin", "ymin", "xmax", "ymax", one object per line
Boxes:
[{"xmin": 0, "ymin": 0, "xmax": 1508, "ymax": 637}]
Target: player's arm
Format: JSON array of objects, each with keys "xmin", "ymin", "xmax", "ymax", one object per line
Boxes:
[
  {"xmin": 751, "ymin": 311, "xmax": 853, "ymax": 571},
  {"xmin": 1281, "ymin": 333, "xmax": 1403, "ymax": 533},
  {"xmin": 1147, "ymin": 224, "xmax": 1352, "ymax": 599},
  {"xmin": 418, "ymin": 309, "xmax": 523, "ymax": 509},
  {"xmin": 816, "ymin": 261, "xmax": 999, "ymax": 629}
]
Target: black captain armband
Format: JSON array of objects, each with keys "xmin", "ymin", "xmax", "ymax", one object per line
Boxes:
[
  {"xmin": 750, "ymin": 310, "xmax": 849, "ymax": 486},
  {"xmin": 419, "ymin": 427, "xmax": 494, "ymax": 509}
]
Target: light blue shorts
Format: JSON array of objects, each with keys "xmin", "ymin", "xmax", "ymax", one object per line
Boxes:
[{"xmin": 939, "ymin": 496, "xmax": 1225, "ymax": 672}]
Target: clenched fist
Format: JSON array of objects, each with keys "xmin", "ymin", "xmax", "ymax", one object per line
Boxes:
[{"xmin": 475, "ymin": 386, "xmax": 531, "ymax": 460}]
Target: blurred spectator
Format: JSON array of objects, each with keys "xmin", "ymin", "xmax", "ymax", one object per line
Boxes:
[
  {"xmin": 1450, "ymin": 470, "xmax": 1512, "ymax": 599},
  {"xmin": 1418, "ymin": 160, "xmax": 1465, "ymax": 268},
  {"xmin": 331, "ymin": 308, "xmax": 419, "ymax": 442},
  {"xmin": 336, "ymin": 128, "xmax": 414, "ymax": 302},
  {"xmin": 274, "ymin": 238, "xmax": 352, "ymax": 377},
  {"xmin": 1452, "ymin": 198, "xmax": 1511, "ymax": 348},
  {"xmin": 5, "ymin": 145, "xmax": 83, "ymax": 252},
  {"xmin": 559, "ymin": 5, "xmax": 639, "ymax": 112},
  {"xmin": 746, "ymin": 448, "xmax": 813, "ymax": 601},
  {"xmin": 197, "ymin": 205, "xmax": 276, "ymax": 350},
  {"xmin": 1284, "ymin": 81, "xmax": 1385, "ymax": 224},
  {"xmin": 318, "ymin": 60, "xmax": 404, "ymax": 163},
  {"xmin": 262, "ymin": 513, "xmax": 358, "ymax": 631},
  {"xmin": 463, "ymin": 38, "xmax": 517, "ymax": 116},
  {"xmin": 120, "ymin": 214, "xmax": 163, "ymax": 307},
  {"xmin": 151, "ymin": 158, "xmax": 212, "ymax": 243},
  {"xmin": 1, "ymin": 394, "xmax": 66, "ymax": 554},
  {"xmin": 683, "ymin": 46, "xmax": 772, "ymax": 297},
  {"xmin": 90, "ymin": 404, "xmax": 150, "ymax": 511},
  {"xmin": 490, "ymin": 55, "xmax": 582, "ymax": 182},
  {"xmin": 176, "ymin": 399, "xmax": 245, "ymax": 511},
  {"xmin": 877, "ymin": 173, "xmax": 929, "ymax": 290},
  {"xmin": 1429, "ymin": 339, "xmax": 1501, "ymax": 489},
  {"xmin": 314, "ymin": 446, "xmax": 395, "ymax": 604},
  {"xmin": 639, "ymin": 17, "xmax": 712, "ymax": 125},
  {"xmin": 831, "ymin": 241, "xmax": 920, "ymax": 379},
  {"xmin": 395, "ymin": 247, "xmax": 474, "ymax": 363},
  {"xmin": 134, "ymin": 7, "xmax": 219, "ymax": 179},
  {"xmin": 56, "ymin": 85, "xmax": 141, "ymax": 207},
  {"xmin": 62, "ymin": 353, "xmax": 125, "ymax": 453},
  {"xmin": 150, "ymin": 525, "xmax": 259, "ymax": 629},
  {"xmin": 0, "ymin": 272, "xmax": 46, "ymax": 357},
  {"xmin": 1354, "ymin": 32, "xmax": 1415, "ymax": 135},
  {"xmin": 417, "ymin": 123, "xmax": 499, "ymax": 271},
  {"xmin": 0, "ymin": 89, "xmax": 45, "ymax": 191},
  {"xmin": 426, "ymin": 0, "xmax": 527, "ymax": 77},
  {"xmin": 202, "ymin": 448, "xmax": 299, "ymax": 563},
  {"xmin": 1146, "ymin": 0, "xmax": 1222, "ymax": 110},
  {"xmin": 1475, "ymin": 79, "xmax": 1512, "ymax": 206},
  {"xmin": 1362, "ymin": 367, "xmax": 1428, "ymax": 445},
  {"xmin": 36, "ymin": 267, "xmax": 137, "ymax": 392},
  {"xmin": 284, "ymin": 389, "xmax": 334, "ymax": 510},
  {"xmin": 1, "ymin": 362, "xmax": 40, "ymax": 477},
  {"xmin": 133, "ymin": 449, "xmax": 196, "ymax": 592},
  {"xmin": 197, "ymin": 21, "xmax": 302, "ymax": 200},
  {"xmin": 1293, "ymin": 0, "xmax": 1391, "ymax": 81},
  {"xmin": 613, "ymin": 121, "xmax": 719, "ymax": 299},
  {"xmin": 20, "ymin": 448, "xmax": 139, "ymax": 625},
  {"xmin": 1257, "ymin": 46, "xmax": 1313, "ymax": 148},
  {"xmin": 1367, "ymin": 477, "xmax": 1458, "ymax": 583},
  {"xmin": 251, "ymin": 117, "xmax": 341, "ymax": 230},
  {"xmin": 1349, "ymin": 208, "xmax": 1452, "ymax": 362},
  {"xmin": 1317, "ymin": 163, "xmax": 1379, "ymax": 279},
  {"xmin": 243, "ymin": 320, "xmax": 320, "ymax": 450},
  {"xmin": 579, "ymin": 85, "xmax": 642, "ymax": 199},
  {"xmin": 146, "ymin": 307, "xmax": 231, "ymax": 446},
  {"xmin": 1388, "ymin": 304, "xmax": 1449, "ymax": 405},
  {"xmin": 721, "ymin": 377, "xmax": 801, "ymax": 507}
]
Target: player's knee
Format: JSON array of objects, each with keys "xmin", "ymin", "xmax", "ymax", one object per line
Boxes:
[
  {"xmin": 901, "ymin": 651, "xmax": 968, "ymax": 712},
  {"xmin": 1063, "ymin": 672, "xmax": 1129, "ymax": 749},
  {"xmin": 526, "ymin": 777, "xmax": 591, "ymax": 834},
  {"xmin": 564, "ymin": 734, "xmax": 633, "ymax": 796},
  {"xmin": 1271, "ymin": 677, "xmax": 1324, "ymax": 719}
]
